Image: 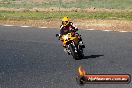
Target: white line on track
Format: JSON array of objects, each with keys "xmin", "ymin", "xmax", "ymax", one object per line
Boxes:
[
  {"xmin": 20, "ymin": 26, "xmax": 31, "ymax": 28},
  {"xmin": 119, "ymin": 31, "xmax": 128, "ymax": 33},
  {"xmin": 4, "ymin": 25, "xmax": 14, "ymax": 27},
  {"xmin": 86, "ymin": 29, "xmax": 96, "ymax": 31},
  {"xmin": 102, "ymin": 30, "xmax": 113, "ymax": 32},
  {"xmin": 39, "ymin": 27, "xmax": 47, "ymax": 29},
  {"xmin": 1, "ymin": 24, "xmax": 132, "ymax": 33}
]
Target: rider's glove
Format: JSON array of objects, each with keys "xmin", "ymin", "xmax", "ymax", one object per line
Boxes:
[
  {"xmin": 58, "ymin": 34, "xmax": 62, "ymax": 40},
  {"xmin": 56, "ymin": 34, "xmax": 61, "ymax": 40},
  {"xmin": 70, "ymin": 28, "xmax": 76, "ymax": 32}
]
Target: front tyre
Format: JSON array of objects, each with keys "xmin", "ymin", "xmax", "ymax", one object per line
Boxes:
[{"xmin": 69, "ymin": 44, "xmax": 80, "ymax": 60}]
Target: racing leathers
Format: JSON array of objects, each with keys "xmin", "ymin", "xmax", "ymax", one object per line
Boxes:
[{"xmin": 59, "ymin": 22, "xmax": 85, "ymax": 54}]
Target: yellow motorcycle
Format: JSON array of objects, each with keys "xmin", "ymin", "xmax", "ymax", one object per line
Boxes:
[{"xmin": 56, "ymin": 31, "xmax": 84, "ymax": 60}]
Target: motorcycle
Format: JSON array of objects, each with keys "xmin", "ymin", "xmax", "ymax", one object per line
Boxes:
[{"xmin": 56, "ymin": 31, "xmax": 84, "ymax": 60}]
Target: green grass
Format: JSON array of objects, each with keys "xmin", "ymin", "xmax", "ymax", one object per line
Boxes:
[
  {"xmin": 0, "ymin": 11, "xmax": 132, "ymax": 21},
  {"xmin": 0, "ymin": 0, "xmax": 132, "ymax": 9}
]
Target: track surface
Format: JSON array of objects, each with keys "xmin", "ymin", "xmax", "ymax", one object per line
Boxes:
[{"xmin": 0, "ymin": 26, "xmax": 132, "ymax": 88}]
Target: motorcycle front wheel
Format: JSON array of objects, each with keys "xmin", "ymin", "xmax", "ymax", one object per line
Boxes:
[{"xmin": 69, "ymin": 44, "xmax": 80, "ymax": 60}]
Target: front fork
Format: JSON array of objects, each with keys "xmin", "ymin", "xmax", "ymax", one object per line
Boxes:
[{"xmin": 67, "ymin": 42, "xmax": 77, "ymax": 53}]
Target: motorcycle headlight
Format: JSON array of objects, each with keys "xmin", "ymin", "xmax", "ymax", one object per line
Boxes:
[{"xmin": 63, "ymin": 35, "xmax": 69, "ymax": 40}]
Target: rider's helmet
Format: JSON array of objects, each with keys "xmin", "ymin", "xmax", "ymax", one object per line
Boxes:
[{"xmin": 62, "ymin": 16, "xmax": 69, "ymax": 26}]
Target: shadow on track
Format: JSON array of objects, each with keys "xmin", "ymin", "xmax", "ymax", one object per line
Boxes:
[{"xmin": 79, "ymin": 55, "xmax": 104, "ymax": 60}]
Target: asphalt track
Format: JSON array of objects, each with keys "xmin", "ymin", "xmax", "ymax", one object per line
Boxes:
[{"xmin": 0, "ymin": 25, "xmax": 132, "ymax": 88}]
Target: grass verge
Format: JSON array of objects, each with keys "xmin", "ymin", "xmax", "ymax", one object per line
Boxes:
[
  {"xmin": 0, "ymin": 0, "xmax": 132, "ymax": 9},
  {"xmin": 0, "ymin": 10, "xmax": 132, "ymax": 32},
  {"xmin": 0, "ymin": 11, "xmax": 132, "ymax": 21}
]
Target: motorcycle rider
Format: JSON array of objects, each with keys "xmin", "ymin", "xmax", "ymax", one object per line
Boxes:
[{"xmin": 59, "ymin": 16, "xmax": 85, "ymax": 54}]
